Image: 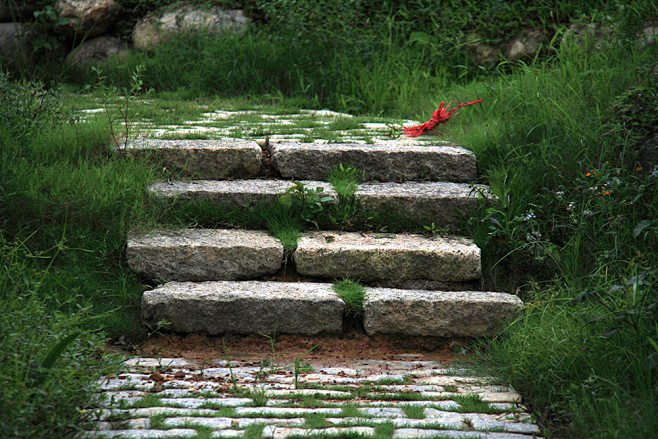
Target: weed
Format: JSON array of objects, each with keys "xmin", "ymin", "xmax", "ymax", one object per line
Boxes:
[
  {"xmin": 303, "ymin": 413, "xmax": 330, "ymax": 428},
  {"xmin": 242, "ymin": 424, "xmax": 265, "ymax": 439},
  {"xmin": 279, "ymin": 181, "xmax": 335, "ymax": 229},
  {"xmin": 401, "ymin": 404, "xmax": 426, "ymax": 419},
  {"xmin": 453, "ymin": 394, "xmax": 499, "ymax": 414},
  {"xmin": 328, "ymin": 164, "xmax": 361, "ymax": 198},
  {"xmin": 92, "ymin": 63, "xmax": 152, "ymax": 149},
  {"xmin": 333, "ymin": 279, "xmax": 366, "ymax": 317}
]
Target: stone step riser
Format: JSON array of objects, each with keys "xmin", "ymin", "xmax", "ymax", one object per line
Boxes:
[
  {"xmin": 127, "ymin": 229, "xmax": 284, "ymax": 282},
  {"xmin": 270, "ymin": 142, "xmax": 477, "ymax": 182},
  {"xmin": 127, "ymin": 230, "xmax": 481, "ymax": 289},
  {"xmin": 125, "ymin": 138, "xmax": 262, "ymax": 179},
  {"xmin": 125, "ymin": 139, "xmax": 477, "ymax": 182},
  {"xmin": 150, "ymin": 180, "xmax": 485, "ymax": 232},
  {"xmin": 140, "ymin": 281, "xmax": 523, "ymax": 337}
]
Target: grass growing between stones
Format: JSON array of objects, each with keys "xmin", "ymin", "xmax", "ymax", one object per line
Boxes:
[
  {"xmin": 4, "ymin": 2, "xmax": 658, "ymax": 437},
  {"xmin": 332, "ymin": 279, "xmax": 366, "ymax": 317}
]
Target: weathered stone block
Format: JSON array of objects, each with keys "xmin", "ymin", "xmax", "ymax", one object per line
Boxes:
[
  {"xmin": 149, "ymin": 179, "xmax": 337, "ymax": 208},
  {"xmin": 355, "ymin": 181, "xmax": 484, "ymax": 231},
  {"xmin": 127, "ymin": 229, "xmax": 283, "ymax": 281},
  {"xmin": 125, "ymin": 138, "xmax": 262, "ymax": 179},
  {"xmin": 294, "ymin": 231, "xmax": 481, "ymax": 283},
  {"xmin": 270, "ymin": 142, "xmax": 476, "ymax": 182},
  {"xmin": 364, "ymin": 289, "xmax": 523, "ymax": 337},
  {"xmin": 141, "ymin": 281, "xmax": 344, "ymax": 335}
]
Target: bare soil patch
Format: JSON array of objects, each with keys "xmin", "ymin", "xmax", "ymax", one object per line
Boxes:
[{"xmin": 133, "ymin": 329, "xmax": 469, "ymax": 366}]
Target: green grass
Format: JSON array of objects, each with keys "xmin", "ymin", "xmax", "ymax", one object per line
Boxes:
[
  {"xmin": 333, "ymin": 279, "xmax": 366, "ymax": 317},
  {"xmin": 328, "ymin": 164, "xmax": 361, "ymax": 197},
  {"xmin": 3, "ymin": 2, "xmax": 658, "ymax": 438},
  {"xmin": 401, "ymin": 404, "xmax": 426, "ymax": 419}
]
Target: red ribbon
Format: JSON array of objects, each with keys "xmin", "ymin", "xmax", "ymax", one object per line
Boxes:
[{"xmin": 403, "ymin": 99, "xmax": 483, "ymax": 137}]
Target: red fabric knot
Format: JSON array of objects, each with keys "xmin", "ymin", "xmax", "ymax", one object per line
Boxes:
[{"xmin": 403, "ymin": 99, "xmax": 483, "ymax": 137}]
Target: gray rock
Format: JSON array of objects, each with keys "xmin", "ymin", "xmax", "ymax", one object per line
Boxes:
[
  {"xmin": 354, "ymin": 181, "xmax": 483, "ymax": 231},
  {"xmin": 132, "ymin": 2, "xmax": 249, "ymax": 50},
  {"xmin": 294, "ymin": 231, "xmax": 481, "ymax": 283},
  {"xmin": 54, "ymin": 0, "xmax": 121, "ymax": 39},
  {"xmin": 0, "ymin": 22, "xmax": 29, "ymax": 64},
  {"xmin": 125, "ymin": 138, "xmax": 262, "ymax": 179},
  {"xmin": 562, "ymin": 22, "xmax": 616, "ymax": 50},
  {"xmin": 464, "ymin": 33, "xmax": 499, "ymax": 64},
  {"xmin": 641, "ymin": 23, "xmax": 658, "ymax": 48},
  {"xmin": 363, "ymin": 289, "xmax": 523, "ymax": 337},
  {"xmin": 127, "ymin": 229, "xmax": 283, "ymax": 281},
  {"xmin": 149, "ymin": 179, "xmax": 337, "ymax": 208},
  {"xmin": 270, "ymin": 142, "xmax": 477, "ymax": 182},
  {"xmin": 505, "ymin": 29, "xmax": 543, "ymax": 61},
  {"xmin": 141, "ymin": 281, "xmax": 344, "ymax": 335},
  {"xmin": 66, "ymin": 35, "xmax": 126, "ymax": 66}
]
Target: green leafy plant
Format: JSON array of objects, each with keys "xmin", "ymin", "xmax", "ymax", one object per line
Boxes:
[
  {"xmin": 279, "ymin": 181, "xmax": 335, "ymax": 229},
  {"xmin": 328, "ymin": 164, "xmax": 361, "ymax": 199},
  {"xmin": 93, "ymin": 63, "xmax": 152, "ymax": 150}
]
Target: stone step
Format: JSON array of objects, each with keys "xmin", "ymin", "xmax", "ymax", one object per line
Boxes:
[
  {"xmin": 270, "ymin": 142, "xmax": 477, "ymax": 182},
  {"xmin": 150, "ymin": 179, "xmax": 484, "ymax": 231},
  {"xmin": 124, "ymin": 138, "xmax": 262, "ymax": 179},
  {"xmin": 364, "ymin": 289, "xmax": 523, "ymax": 337},
  {"xmin": 127, "ymin": 229, "xmax": 283, "ymax": 282},
  {"xmin": 128, "ymin": 229, "xmax": 481, "ymax": 288},
  {"xmin": 294, "ymin": 231, "xmax": 481, "ymax": 288},
  {"xmin": 141, "ymin": 281, "xmax": 345, "ymax": 335},
  {"xmin": 140, "ymin": 281, "xmax": 523, "ymax": 337},
  {"xmin": 149, "ymin": 179, "xmax": 337, "ymax": 209}
]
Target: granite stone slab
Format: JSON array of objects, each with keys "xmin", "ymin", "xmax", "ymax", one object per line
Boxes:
[
  {"xmin": 141, "ymin": 281, "xmax": 344, "ymax": 335},
  {"xmin": 149, "ymin": 179, "xmax": 337, "ymax": 208},
  {"xmin": 270, "ymin": 142, "xmax": 477, "ymax": 182},
  {"xmin": 127, "ymin": 229, "xmax": 283, "ymax": 281},
  {"xmin": 355, "ymin": 181, "xmax": 484, "ymax": 231},
  {"xmin": 364, "ymin": 289, "xmax": 523, "ymax": 337},
  {"xmin": 125, "ymin": 138, "xmax": 262, "ymax": 179},
  {"xmin": 294, "ymin": 231, "xmax": 481, "ymax": 283}
]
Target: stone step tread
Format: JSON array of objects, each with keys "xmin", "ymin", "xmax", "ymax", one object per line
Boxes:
[
  {"xmin": 127, "ymin": 229, "xmax": 481, "ymax": 286},
  {"xmin": 125, "ymin": 138, "xmax": 478, "ymax": 182},
  {"xmin": 150, "ymin": 179, "xmax": 486, "ymax": 231},
  {"xmin": 270, "ymin": 142, "xmax": 477, "ymax": 182},
  {"xmin": 141, "ymin": 281, "xmax": 522, "ymax": 337},
  {"xmin": 127, "ymin": 229, "xmax": 284, "ymax": 282},
  {"xmin": 125, "ymin": 138, "xmax": 262, "ymax": 179}
]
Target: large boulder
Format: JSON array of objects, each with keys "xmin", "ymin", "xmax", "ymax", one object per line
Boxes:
[
  {"xmin": 132, "ymin": 2, "xmax": 249, "ymax": 50},
  {"xmin": 504, "ymin": 29, "xmax": 544, "ymax": 61},
  {"xmin": 65, "ymin": 35, "xmax": 126, "ymax": 66},
  {"xmin": 0, "ymin": 22, "xmax": 30, "ymax": 65},
  {"xmin": 54, "ymin": 0, "xmax": 121, "ymax": 39}
]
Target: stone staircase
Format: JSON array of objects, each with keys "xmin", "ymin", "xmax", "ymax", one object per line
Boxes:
[{"xmin": 125, "ymin": 122, "xmax": 523, "ymax": 339}]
